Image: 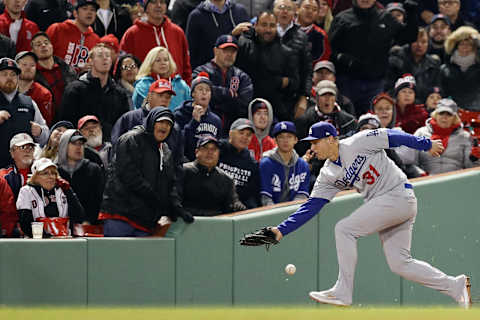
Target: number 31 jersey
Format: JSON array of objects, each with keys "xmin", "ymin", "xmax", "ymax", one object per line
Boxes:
[{"xmin": 311, "ymin": 129, "xmax": 408, "ymax": 202}]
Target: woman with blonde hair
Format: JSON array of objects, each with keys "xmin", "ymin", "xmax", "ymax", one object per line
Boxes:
[
  {"xmin": 400, "ymin": 98, "xmax": 480, "ymax": 175},
  {"xmin": 439, "ymin": 26, "xmax": 480, "ymax": 111},
  {"xmin": 315, "ymin": 0, "xmax": 333, "ymax": 33},
  {"xmin": 132, "ymin": 46, "xmax": 191, "ymax": 110},
  {"xmin": 16, "ymin": 158, "xmax": 86, "ymax": 238}
]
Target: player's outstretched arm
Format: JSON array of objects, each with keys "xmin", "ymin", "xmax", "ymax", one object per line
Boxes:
[{"xmin": 387, "ymin": 129, "xmax": 432, "ymax": 151}]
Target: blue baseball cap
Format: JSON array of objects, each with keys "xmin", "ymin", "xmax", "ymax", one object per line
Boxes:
[
  {"xmin": 215, "ymin": 34, "xmax": 238, "ymax": 49},
  {"xmin": 430, "ymin": 14, "xmax": 451, "ymax": 27},
  {"xmin": 301, "ymin": 122, "xmax": 337, "ymax": 141},
  {"xmin": 272, "ymin": 121, "xmax": 296, "ymax": 137}
]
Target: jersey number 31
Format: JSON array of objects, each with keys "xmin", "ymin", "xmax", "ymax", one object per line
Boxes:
[{"xmin": 362, "ymin": 165, "xmax": 380, "ymax": 185}]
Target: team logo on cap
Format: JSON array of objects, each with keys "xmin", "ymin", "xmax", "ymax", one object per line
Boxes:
[
  {"xmin": 309, "ymin": 127, "xmax": 312, "ymax": 135},
  {"xmin": 158, "ymin": 80, "xmax": 170, "ymax": 88},
  {"xmin": 281, "ymin": 123, "xmax": 287, "ymax": 130},
  {"xmin": 7, "ymin": 60, "xmax": 14, "ymax": 67}
]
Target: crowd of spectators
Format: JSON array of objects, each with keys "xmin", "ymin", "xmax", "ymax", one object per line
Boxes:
[{"xmin": 0, "ymin": 0, "xmax": 480, "ymax": 238}]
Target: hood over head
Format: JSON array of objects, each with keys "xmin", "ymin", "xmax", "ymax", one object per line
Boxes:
[
  {"xmin": 143, "ymin": 106, "xmax": 175, "ymax": 139},
  {"xmin": 248, "ymin": 98, "xmax": 274, "ymax": 141}
]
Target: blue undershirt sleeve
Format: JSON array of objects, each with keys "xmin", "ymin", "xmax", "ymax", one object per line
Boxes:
[
  {"xmin": 277, "ymin": 197, "xmax": 329, "ymax": 236},
  {"xmin": 387, "ymin": 129, "xmax": 432, "ymax": 151}
]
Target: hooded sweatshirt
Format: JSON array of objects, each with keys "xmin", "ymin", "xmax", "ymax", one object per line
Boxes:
[
  {"xmin": 186, "ymin": 0, "xmax": 249, "ymax": 68},
  {"xmin": 259, "ymin": 147, "xmax": 310, "ymax": 205},
  {"xmin": 57, "ymin": 129, "xmax": 104, "ymax": 224},
  {"xmin": 46, "ymin": 19, "xmax": 100, "ymax": 70},
  {"xmin": 0, "ymin": 10, "xmax": 39, "ymax": 52},
  {"xmin": 119, "ymin": 17, "xmax": 192, "ymax": 84},
  {"xmin": 247, "ymin": 98, "xmax": 276, "ymax": 162}
]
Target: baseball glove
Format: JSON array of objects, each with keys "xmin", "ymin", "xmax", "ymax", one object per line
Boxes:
[{"xmin": 240, "ymin": 227, "xmax": 279, "ymax": 250}]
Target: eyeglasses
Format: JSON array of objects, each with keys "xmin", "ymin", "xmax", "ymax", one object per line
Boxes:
[
  {"xmin": 121, "ymin": 63, "xmax": 138, "ymax": 70},
  {"xmin": 31, "ymin": 40, "xmax": 51, "ymax": 47},
  {"xmin": 13, "ymin": 144, "xmax": 34, "ymax": 151},
  {"xmin": 277, "ymin": 4, "xmax": 294, "ymax": 11}
]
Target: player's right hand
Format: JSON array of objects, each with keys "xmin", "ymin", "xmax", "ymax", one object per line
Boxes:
[{"xmin": 429, "ymin": 139, "xmax": 444, "ymax": 157}]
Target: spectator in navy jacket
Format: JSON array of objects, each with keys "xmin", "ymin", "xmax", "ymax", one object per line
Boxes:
[
  {"xmin": 186, "ymin": 0, "xmax": 249, "ymax": 68},
  {"xmin": 174, "ymin": 72, "xmax": 222, "ymax": 161},
  {"xmin": 193, "ymin": 34, "xmax": 253, "ymax": 136},
  {"xmin": 259, "ymin": 121, "xmax": 310, "ymax": 206}
]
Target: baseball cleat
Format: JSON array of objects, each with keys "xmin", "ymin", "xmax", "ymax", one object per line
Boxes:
[
  {"xmin": 309, "ymin": 290, "xmax": 350, "ymax": 307},
  {"xmin": 458, "ymin": 275, "xmax": 472, "ymax": 309}
]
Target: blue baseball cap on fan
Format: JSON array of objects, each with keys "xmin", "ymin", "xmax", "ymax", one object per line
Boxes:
[
  {"xmin": 301, "ymin": 122, "xmax": 337, "ymax": 141},
  {"xmin": 272, "ymin": 121, "xmax": 296, "ymax": 137}
]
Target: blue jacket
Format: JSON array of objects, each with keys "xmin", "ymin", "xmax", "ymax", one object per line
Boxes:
[
  {"xmin": 132, "ymin": 75, "xmax": 191, "ymax": 111},
  {"xmin": 193, "ymin": 60, "xmax": 253, "ymax": 137},
  {"xmin": 174, "ymin": 100, "xmax": 222, "ymax": 161},
  {"xmin": 186, "ymin": 0, "xmax": 249, "ymax": 68},
  {"xmin": 259, "ymin": 148, "xmax": 310, "ymax": 204}
]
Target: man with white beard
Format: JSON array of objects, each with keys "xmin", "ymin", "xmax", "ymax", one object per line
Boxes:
[
  {"xmin": 78, "ymin": 115, "xmax": 113, "ymax": 169},
  {"xmin": 15, "ymin": 51, "xmax": 54, "ymax": 126},
  {"xmin": 0, "ymin": 133, "xmax": 36, "ymax": 237}
]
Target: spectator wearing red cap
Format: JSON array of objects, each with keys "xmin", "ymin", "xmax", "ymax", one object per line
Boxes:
[
  {"xmin": 393, "ymin": 74, "xmax": 429, "ymax": 134},
  {"xmin": 193, "ymin": 34, "xmax": 253, "ymax": 136},
  {"xmin": 0, "ymin": 0, "xmax": 39, "ymax": 53},
  {"xmin": 247, "ymin": 98, "xmax": 276, "ymax": 162},
  {"xmin": 78, "ymin": 115, "xmax": 113, "ymax": 169},
  {"xmin": 60, "ymin": 43, "xmax": 131, "ymax": 142},
  {"xmin": 15, "ymin": 51, "xmax": 54, "ymax": 126},
  {"xmin": 46, "ymin": 0, "xmax": 101, "ymax": 71},
  {"xmin": 31, "ymin": 32, "xmax": 77, "ymax": 121},
  {"xmin": 120, "ymin": 0, "xmax": 192, "ymax": 84},
  {"xmin": 92, "ymin": 0, "xmax": 132, "ymax": 40},
  {"xmin": 133, "ymin": 46, "xmax": 191, "ymax": 111},
  {"xmin": 174, "ymin": 72, "xmax": 222, "ymax": 161},
  {"xmin": 111, "ymin": 78, "xmax": 185, "ymax": 169},
  {"xmin": 99, "ymin": 34, "xmax": 120, "ymax": 72}
]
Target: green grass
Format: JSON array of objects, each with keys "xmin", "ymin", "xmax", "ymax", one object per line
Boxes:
[{"xmin": 0, "ymin": 307, "xmax": 479, "ymax": 320}]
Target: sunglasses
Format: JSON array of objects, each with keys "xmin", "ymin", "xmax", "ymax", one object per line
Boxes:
[
  {"xmin": 121, "ymin": 63, "xmax": 138, "ymax": 71},
  {"xmin": 14, "ymin": 144, "xmax": 34, "ymax": 151}
]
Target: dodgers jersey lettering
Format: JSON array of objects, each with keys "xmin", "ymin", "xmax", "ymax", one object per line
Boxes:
[{"xmin": 311, "ymin": 129, "xmax": 408, "ymax": 202}]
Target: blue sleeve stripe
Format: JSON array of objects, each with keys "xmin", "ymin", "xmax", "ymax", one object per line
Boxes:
[
  {"xmin": 297, "ymin": 191, "xmax": 310, "ymax": 196},
  {"xmin": 387, "ymin": 129, "xmax": 432, "ymax": 151},
  {"xmin": 277, "ymin": 197, "xmax": 329, "ymax": 236},
  {"xmin": 260, "ymin": 191, "xmax": 272, "ymax": 198}
]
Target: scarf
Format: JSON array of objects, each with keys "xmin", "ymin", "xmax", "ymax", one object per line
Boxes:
[
  {"xmin": 430, "ymin": 118, "xmax": 461, "ymax": 151},
  {"xmin": 451, "ymin": 51, "xmax": 476, "ymax": 72}
]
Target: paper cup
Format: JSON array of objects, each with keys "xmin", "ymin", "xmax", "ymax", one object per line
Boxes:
[{"xmin": 31, "ymin": 222, "xmax": 44, "ymax": 239}]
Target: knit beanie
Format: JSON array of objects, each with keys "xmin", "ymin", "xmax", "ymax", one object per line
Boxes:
[
  {"xmin": 191, "ymin": 72, "xmax": 212, "ymax": 93},
  {"xmin": 357, "ymin": 114, "xmax": 381, "ymax": 131},
  {"xmin": 394, "ymin": 74, "xmax": 416, "ymax": 97}
]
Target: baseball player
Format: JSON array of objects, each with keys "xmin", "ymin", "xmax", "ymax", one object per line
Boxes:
[{"xmin": 269, "ymin": 122, "xmax": 472, "ymax": 308}]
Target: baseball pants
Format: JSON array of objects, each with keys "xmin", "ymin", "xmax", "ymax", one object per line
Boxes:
[{"xmin": 330, "ymin": 184, "xmax": 465, "ymax": 305}]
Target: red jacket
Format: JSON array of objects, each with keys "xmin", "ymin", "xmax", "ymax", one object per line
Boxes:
[
  {"xmin": 0, "ymin": 10, "xmax": 39, "ymax": 52},
  {"xmin": 0, "ymin": 176, "xmax": 17, "ymax": 237},
  {"xmin": 120, "ymin": 17, "xmax": 192, "ymax": 84},
  {"xmin": 26, "ymin": 82, "xmax": 54, "ymax": 126},
  {"xmin": 395, "ymin": 103, "xmax": 429, "ymax": 134},
  {"xmin": 248, "ymin": 135, "xmax": 277, "ymax": 162},
  {"xmin": 46, "ymin": 20, "xmax": 100, "ymax": 70}
]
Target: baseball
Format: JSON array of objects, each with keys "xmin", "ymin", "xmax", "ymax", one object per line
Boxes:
[{"xmin": 285, "ymin": 264, "xmax": 296, "ymax": 275}]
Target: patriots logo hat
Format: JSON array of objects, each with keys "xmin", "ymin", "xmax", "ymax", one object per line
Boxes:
[{"xmin": 302, "ymin": 122, "xmax": 337, "ymax": 141}]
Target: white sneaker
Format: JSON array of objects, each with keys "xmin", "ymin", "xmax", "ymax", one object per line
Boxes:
[
  {"xmin": 309, "ymin": 290, "xmax": 350, "ymax": 306},
  {"xmin": 458, "ymin": 275, "xmax": 472, "ymax": 309}
]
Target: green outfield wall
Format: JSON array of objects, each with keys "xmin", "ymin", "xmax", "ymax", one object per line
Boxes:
[{"xmin": 0, "ymin": 169, "xmax": 478, "ymax": 306}]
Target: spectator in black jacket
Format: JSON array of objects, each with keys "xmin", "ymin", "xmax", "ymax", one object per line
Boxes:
[
  {"xmin": 311, "ymin": 60, "xmax": 355, "ymax": 116},
  {"xmin": 60, "ymin": 43, "xmax": 131, "ymax": 141},
  {"xmin": 182, "ymin": 135, "xmax": 245, "ymax": 216},
  {"xmin": 329, "ymin": 0, "xmax": 419, "ymax": 116},
  {"xmin": 235, "ymin": 11, "xmax": 299, "ymax": 121},
  {"xmin": 438, "ymin": 0, "xmax": 475, "ymax": 31},
  {"xmin": 56, "ymin": 129, "xmax": 104, "ymax": 224},
  {"xmin": 427, "ymin": 14, "xmax": 452, "ymax": 63},
  {"xmin": 273, "ymin": 0, "xmax": 312, "ymax": 119},
  {"xmin": 0, "ymin": 33, "xmax": 15, "ymax": 58},
  {"xmin": 100, "ymin": 107, "xmax": 193, "ymax": 237},
  {"xmin": 385, "ymin": 27, "xmax": 442, "ymax": 104},
  {"xmin": 31, "ymin": 32, "xmax": 77, "ymax": 122},
  {"xmin": 92, "ymin": 0, "xmax": 132, "ymax": 40},
  {"xmin": 193, "ymin": 34, "xmax": 253, "ymax": 136},
  {"xmin": 170, "ymin": 0, "xmax": 202, "ymax": 31},
  {"xmin": 218, "ymin": 118, "xmax": 260, "ymax": 209},
  {"xmin": 24, "ymin": 0, "xmax": 72, "ymax": 31}
]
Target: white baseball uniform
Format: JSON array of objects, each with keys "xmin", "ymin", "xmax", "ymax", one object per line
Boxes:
[{"xmin": 277, "ymin": 128, "xmax": 466, "ymax": 305}]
